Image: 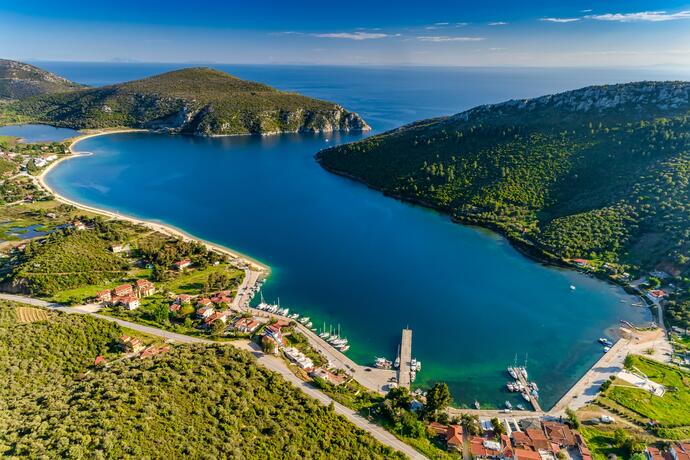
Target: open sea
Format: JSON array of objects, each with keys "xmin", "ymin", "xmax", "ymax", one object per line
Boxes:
[{"xmin": 32, "ymin": 62, "xmax": 688, "ymax": 408}]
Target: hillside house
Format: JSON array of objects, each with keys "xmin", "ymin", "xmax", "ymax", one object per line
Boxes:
[
  {"xmin": 310, "ymin": 367, "xmax": 346, "ymax": 386},
  {"xmin": 175, "ymin": 294, "xmax": 193, "ymax": 304},
  {"xmin": 117, "ymin": 295, "xmax": 140, "ymax": 310},
  {"xmin": 119, "ymin": 335, "xmax": 145, "ymax": 353},
  {"xmin": 173, "ymin": 259, "xmax": 192, "ymax": 271},
  {"xmin": 111, "ymin": 243, "xmax": 131, "ymax": 253},
  {"xmin": 197, "ymin": 304, "xmax": 215, "ymax": 319},
  {"xmin": 113, "ymin": 284, "xmax": 133, "ymax": 297},
  {"xmin": 446, "ymin": 425, "xmax": 463, "ymax": 452},
  {"xmin": 96, "ymin": 289, "xmax": 112, "ymax": 303},
  {"xmin": 135, "ymin": 279, "xmax": 156, "ymax": 297},
  {"xmin": 232, "ymin": 317, "xmax": 261, "ymax": 333}
]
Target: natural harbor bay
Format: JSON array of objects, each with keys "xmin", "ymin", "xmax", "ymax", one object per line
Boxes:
[
  {"xmin": 33, "ymin": 64, "xmax": 687, "ymax": 409},
  {"xmin": 36, "ymin": 63, "xmax": 670, "ymax": 409}
]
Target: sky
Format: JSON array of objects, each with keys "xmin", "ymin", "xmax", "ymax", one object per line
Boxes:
[{"xmin": 1, "ymin": 0, "xmax": 690, "ymax": 67}]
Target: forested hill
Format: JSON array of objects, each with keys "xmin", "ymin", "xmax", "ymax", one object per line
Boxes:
[
  {"xmin": 0, "ymin": 59, "xmax": 83, "ymax": 99},
  {"xmin": 0, "ymin": 301, "xmax": 401, "ymax": 458},
  {"xmin": 317, "ymin": 81, "xmax": 690, "ymax": 276},
  {"xmin": 4, "ymin": 65, "xmax": 370, "ymax": 135}
]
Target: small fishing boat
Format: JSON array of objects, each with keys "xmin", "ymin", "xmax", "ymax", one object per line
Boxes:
[
  {"xmin": 474, "ymin": 401, "xmax": 481, "ymax": 410},
  {"xmin": 522, "ymin": 392, "xmax": 530, "ymax": 402},
  {"xmin": 570, "ymin": 285, "xmax": 576, "ymax": 290},
  {"xmin": 505, "ymin": 401, "xmax": 513, "ymax": 410},
  {"xmin": 375, "ymin": 357, "xmax": 393, "ymax": 369},
  {"xmin": 516, "ymin": 404, "xmax": 525, "ymax": 411},
  {"xmin": 339, "ymin": 344, "xmax": 350, "ymax": 352}
]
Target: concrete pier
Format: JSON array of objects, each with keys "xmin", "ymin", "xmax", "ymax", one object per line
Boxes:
[
  {"xmin": 514, "ymin": 368, "xmax": 542, "ymax": 412},
  {"xmin": 398, "ymin": 328, "xmax": 413, "ymax": 389}
]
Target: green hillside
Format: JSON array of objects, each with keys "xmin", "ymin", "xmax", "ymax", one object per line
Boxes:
[
  {"xmin": 0, "ymin": 301, "xmax": 401, "ymax": 458},
  {"xmin": 5, "ymin": 228, "xmax": 129, "ymax": 295},
  {"xmin": 5, "ymin": 66, "xmax": 370, "ymax": 135},
  {"xmin": 317, "ymin": 81, "xmax": 690, "ymax": 281},
  {"xmin": 0, "ymin": 59, "xmax": 83, "ymax": 99}
]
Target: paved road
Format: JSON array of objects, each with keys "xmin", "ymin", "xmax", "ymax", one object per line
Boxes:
[{"xmin": 0, "ymin": 293, "xmax": 425, "ymax": 459}]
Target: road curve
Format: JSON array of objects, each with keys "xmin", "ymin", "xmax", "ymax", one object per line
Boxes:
[{"xmin": 0, "ymin": 293, "xmax": 426, "ymax": 459}]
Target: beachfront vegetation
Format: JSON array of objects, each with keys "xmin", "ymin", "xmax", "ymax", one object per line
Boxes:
[
  {"xmin": 0, "ymin": 300, "xmax": 402, "ymax": 458},
  {"xmin": 318, "ymin": 82, "xmax": 690, "ymax": 326},
  {"xmin": 597, "ymin": 355, "xmax": 690, "ymax": 438},
  {"xmin": 2, "ymin": 65, "xmax": 369, "ymax": 136}
]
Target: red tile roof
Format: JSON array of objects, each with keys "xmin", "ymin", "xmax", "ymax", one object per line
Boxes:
[
  {"xmin": 526, "ymin": 428, "xmax": 550, "ymax": 451},
  {"xmin": 512, "ymin": 431, "xmax": 533, "ymax": 448},
  {"xmin": 469, "ymin": 436, "xmax": 501, "ymax": 458},
  {"xmin": 647, "ymin": 447, "xmax": 664, "ymax": 460},
  {"xmin": 446, "ymin": 424, "xmax": 463, "ymax": 446},
  {"xmin": 543, "ymin": 421, "xmax": 577, "ymax": 447},
  {"xmin": 428, "ymin": 422, "xmax": 448, "ymax": 436},
  {"xmin": 514, "ymin": 448, "xmax": 542, "ymax": 460}
]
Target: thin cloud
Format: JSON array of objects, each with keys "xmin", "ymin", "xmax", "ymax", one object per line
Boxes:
[
  {"xmin": 581, "ymin": 9, "xmax": 592, "ymax": 13},
  {"xmin": 587, "ymin": 10, "xmax": 690, "ymax": 22},
  {"xmin": 312, "ymin": 32, "xmax": 391, "ymax": 40},
  {"xmin": 541, "ymin": 17, "xmax": 580, "ymax": 23},
  {"xmin": 488, "ymin": 21, "xmax": 508, "ymax": 26},
  {"xmin": 417, "ymin": 35, "xmax": 486, "ymax": 42}
]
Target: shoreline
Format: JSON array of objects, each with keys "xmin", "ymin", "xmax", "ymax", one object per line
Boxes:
[
  {"xmin": 33, "ymin": 128, "xmax": 661, "ymax": 413},
  {"xmin": 36, "ymin": 128, "xmax": 270, "ymax": 273}
]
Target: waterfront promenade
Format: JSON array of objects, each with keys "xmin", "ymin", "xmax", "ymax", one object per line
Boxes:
[{"xmin": 245, "ymin": 303, "xmax": 396, "ymax": 393}]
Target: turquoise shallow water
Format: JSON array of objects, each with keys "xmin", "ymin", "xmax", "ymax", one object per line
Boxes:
[{"xmin": 36, "ymin": 64, "xmax": 669, "ymax": 409}]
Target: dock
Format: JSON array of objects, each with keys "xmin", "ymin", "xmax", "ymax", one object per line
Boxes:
[
  {"xmin": 515, "ymin": 369, "xmax": 542, "ymax": 412},
  {"xmin": 398, "ymin": 328, "xmax": 413, "ymax": 389}
]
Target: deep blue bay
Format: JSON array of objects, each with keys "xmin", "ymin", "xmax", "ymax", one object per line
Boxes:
[{"xmin": 39, "ymin": 64, "xmax": 677, "ymax": 409}]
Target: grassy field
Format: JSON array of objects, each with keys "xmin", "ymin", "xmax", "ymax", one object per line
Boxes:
[
  {"xmin": 15, "ymin": 306, "xmax": 49, "ymax": 323},
  {"xmin": 579, "ymin": 426, "xmax": 629, "ymax": 460},
  {"xmin": 162, "ymin": 263, "xmax": 243, "ymax": 295},
  {"xmin": 602, "ymin": 355, "xmax": 690, "ymax": 427}
]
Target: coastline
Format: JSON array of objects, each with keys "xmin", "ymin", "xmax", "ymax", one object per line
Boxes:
[
  {"xmin": 36, "ymin": 128, "xmax": 270, "ymax": 273},
  {"xmin": 32, "ymin": 128, "xmax": 662, "ymax": 413}
]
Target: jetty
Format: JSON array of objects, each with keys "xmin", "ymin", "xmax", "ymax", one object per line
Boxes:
[
  {"xmin": 398, "ymin": 328, "xmax": 413, "ymax": 389},
  {"xmin": 515, "ymin": 369, "xmax": 542, "ymax": 412}
]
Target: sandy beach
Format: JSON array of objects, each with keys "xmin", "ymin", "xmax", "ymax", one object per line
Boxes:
[{"xmin": 36, "ymin": 128, "xmax": 270, "ymax": 274}]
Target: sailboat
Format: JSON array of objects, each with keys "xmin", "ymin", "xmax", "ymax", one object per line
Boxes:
[
  {"xmin": 257, "ymin": 292, "xmax": 268, "ymax": 310},
  {"xmin": 519, "ymin": 354, "xmax": 528, "ymax": 380},
  {"xmin": 319, "ymin": 322, "xmax": 330, "ymax": 339}
]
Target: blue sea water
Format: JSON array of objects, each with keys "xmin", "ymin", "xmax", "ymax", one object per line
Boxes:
[
  {"xmin": 0, "ymin": 123, "xmax": 80, "ymax": 142},
  {"xmin": 37, "ymin": 63, "xmax": 677, "ymax": 408}
]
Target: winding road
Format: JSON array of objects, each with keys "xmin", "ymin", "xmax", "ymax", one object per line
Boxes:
[{"xmin": 0, "ymin": 293, "xmax": 426, "ymax": 459}]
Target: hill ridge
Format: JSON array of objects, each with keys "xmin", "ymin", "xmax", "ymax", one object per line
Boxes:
[{"xmin": 2, "ymin": 62, "xmax": 370, "ymax": 136}]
